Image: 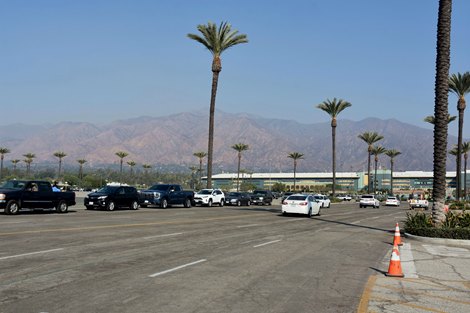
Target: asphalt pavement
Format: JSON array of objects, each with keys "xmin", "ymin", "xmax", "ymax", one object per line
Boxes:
[{"xmin": 358, "ymin": 231, "xmax": 470, "ymax": 313}]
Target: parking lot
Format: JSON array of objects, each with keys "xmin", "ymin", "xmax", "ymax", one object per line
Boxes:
[{"xmin": 0, "ymin": 200, "xmax": 407, "ymax": 313}]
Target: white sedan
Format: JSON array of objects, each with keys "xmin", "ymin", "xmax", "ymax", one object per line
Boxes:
[
  {"xmin": 313, "ymin": 194, "xmax": 331, "ymax": 208},
  {"xmin": 385, "ymin": 196, "xmax": 401, "ymax": 206},
  {"xmin": 282, "ymin": 194, "xmax": 321, "ymax": 217}
]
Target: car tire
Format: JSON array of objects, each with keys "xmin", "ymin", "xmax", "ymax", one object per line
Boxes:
[
  {"xmin": 267, "ymin": 202, "xmax": 272, "ymax": 206},
  {"xmin": 130, "ymin": 201, "xmax": 139, "ymax": 210},
  {"xmin": 5, "ymin": 200, "xmax": 20, "ymax": 215},
  {"xmin": 207, "ymin": 199, "xmax": 212, "ymax": 207},
  {"xmin": 317, "ymin": 208, "xmax": 321, "ymax": 216},
  {"xmin": 327, "ymin": 202, "xmax": 330, "ymax": 208},
  {"xmin": 247, "ymin": 200, "xmax": 251, "ymax": 206},
  {"xmin": 237, "ymin": 200, "xmax": 241, "ymax": 206},
  {"xmin": 161, "ymin": 199, "xmax": 168, "ymax": 209},
  {"xmin": 184, "ymin": 198, "xmax": 191, "ymax": 208},
  {"xmin": 56, "ymin": 201, "xmax": 68, "ymax": 213},
  {"xmin": 107, "ymin": 201, "xmax": 115, "ymax": 211},
  {"xmin": 219, "ymin": 199, "xmax": 224, "ymax": 207}
]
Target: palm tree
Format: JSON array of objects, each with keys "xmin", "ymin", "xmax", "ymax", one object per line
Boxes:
[
  {"xmin": 77, "ymin": 159, "xmax": 87, "ymax": 181},
  {"xmin": 371, "ymin": 146, "xmax": 387, "ymax": 194},
  {"xmin": 449, "ymin": 146, "xmax": 458, "ymax": 194},
  {"xmin": 193, "ymin": 151, "xmax": 207, "ymax": 186},
  {"xmin": 231, "ymin": 143, "xmax": 249, "ymax": 191},
  {"xmin": 449, "ymin": 71, "xmax": 470, "ymax": 200},
  {"xmin": 23, "ymin": 153, "xmax": 35, "ymax": 176},
  {"xmin": 188, "ymin": 22, "xmax": 248, "ymax": 188},
  {"xmin": 462, "ymin": 141, "xmax": 470, "ymax": 198},
  {"xmin": 432, "ymin": 0, "xmax": 452, "ymax": 225},
  {"xmin": 142, "ymin": 164, "xmax": 152, "ymax": 175},
  {"xmin": 127, "ymin": 160, "xmax": 136, "ymax": 176},
  {"xmin": 317, "ymin": 98, "xmax": 352, "ymax": 197},
  {"xmin": 385, "ymin": 149, "xmax": 401, "ymax": 195},
  {"xmin": 423, "ymin": 114, "xmax": 456, "ymax": 124},
  {"xmin": 115, "ymin": 151, "xmax": 129, "ymax": 178},
  {"xmin": 53, "ymin": 151, "xmax": 67, "ymax": 179},
  {"xmin": 358, "ymin": 132, "xmax": 384, "ymax": 193},
  {"xmin": 288, "ymin": 152, "xmax": 304, "ymax": 191},
  {"xmin": 0, "ymin": 147, "xmax": 10, "ymax": 179},
  {"xmin": 11, "ymin": 159, "xmax": 20, "ymax": 176}
]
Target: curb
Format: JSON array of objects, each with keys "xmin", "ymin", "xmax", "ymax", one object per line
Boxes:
[{"xmin": 404, "ymin": 232, "xmax": 470, "ymax": 247}]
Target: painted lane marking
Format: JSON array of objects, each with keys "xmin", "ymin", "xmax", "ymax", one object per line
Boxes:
[
  {"xmin": 237, "ymin": 224, "xmax": 259, "ymax": 228},
  {"xmin": 0, "ymin": 221, "xmax": 27, "ymax": 225},
  {"xmin": 400, "ymin": 243, "xmax": 418, "ymax": 278},
  {"xmin": 144, "ymin": 232, "xmax": 183, "ymax": 240},
  {"xmin": 254, "ymin": 240, "xmax": 281, "ymax": 248},
  {"xmin": 0, "ymin": 248, "xmax": 64, "ymax": 261},
  {"xmin": 351, "ymin": 220, "xmax": 362, "ymax": 224},
  {"xmin": 149, "ymin": 259, "xmax": 206, "ymax": 278}
]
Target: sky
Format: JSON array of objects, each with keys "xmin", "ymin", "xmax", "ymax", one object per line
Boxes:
[{"xmin": 1, "ymin": 0, "xmax": 469, "ymax": 135}]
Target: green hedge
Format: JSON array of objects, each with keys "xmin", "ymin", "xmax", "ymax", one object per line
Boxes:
[
  {"xmin": 404, "ymin": 212, "xmax": 470, "ymax": 240},
  {"xmin": 406, "ymin": 227, "xmax": 470, "ymax": 240}
]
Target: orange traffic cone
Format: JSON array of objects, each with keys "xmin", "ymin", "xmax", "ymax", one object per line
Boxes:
[
  {"xmin": 385, "ymin": 244, "xmax": 404, "ymax": 277},
  {"xmin": 392, "ymin": 222, "xmax": 403, "ymax": 246}
]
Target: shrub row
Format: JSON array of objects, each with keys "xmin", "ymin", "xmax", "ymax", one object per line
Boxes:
[{"xmin": 404, "ymin": 212, "xmax": 470, "ymax": 240}]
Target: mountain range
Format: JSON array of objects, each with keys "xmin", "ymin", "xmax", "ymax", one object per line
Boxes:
[{"xmin": 0, "ymin": 111, "xmax": 459, "ymax": 172}]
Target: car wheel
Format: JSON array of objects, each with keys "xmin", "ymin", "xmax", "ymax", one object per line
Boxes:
[
  {"xmin": 184, "ymin": 198, "xmax": 191, "ymax": 208},
  {"xmin": 247, "ymin": 200, "xmax": 251, "ymax": 206},
  {"xmin": 130, "ymin": 201, "xmax": 139, "ymax": 210},
  {"xmin": 107, "ymin": 201, "xmax": 115, "ymax": 211},
  {"xmin": 5, "ymin": 200, "xmax": 20, "ymax": 215},
  {"xmin": 267, "ymin": 202, "xmax": 272, "ymax": 206},
  {"xmin": 282, "ymin": 211, "xmax": 287, "ymax": 216},
  {"xmin": 317, "ymin": 208, "xmax": 321, "ymax": 216},
  {"xmin": 237, "ymin": 200, "xmax": 241, "ymax": 206},
  {"xmin": 207, "ymin": 199, "xmax": 212, "ymax": 207},
  {"xmin": 161, "ymin": 199, "xmax": 168, "ymax": 209},
  {"xmin": 327, "ymin": 202, "xmax": 330, "ymax": 208},
  {"xmin": 56, "ymin": 201, "xmax": 68, "ymax": 213},
  {"xmin": 219, "ymin": 199, "xmax": 224, "ymax": 207}
]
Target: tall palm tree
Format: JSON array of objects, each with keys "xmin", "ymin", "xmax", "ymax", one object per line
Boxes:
[
  {"xmin": 77, "ymin": 159, "xmax": 87, "ymax": 181},
  {"xmin": 371, "ymin": 146, "xmax": 387, "ymax": 194},
  {"xmin": 316, "ymin": 98, "xmax": 352, "ymax": 197},
  {"xmin": 358, "ymin": 132, "xmax": 384, "ymax": 193},
  {"xmin": 423, "ymin": 114, "xmax": 456, "ymax": 124},
  {"xmin": 188, "ymin": 22, "xmax": 248, "ymax": 188},
  {"xmin": 0, "ymin": 147, "xmax": 10, "ymax": 179},
  {"xmin": 115, "ymin": 151, "xmax": 129, "ymax": 178},
  {"xmin": 11, "ymin": 159, "xmax": 20, "ymax": 176},
  {"xmin": 462, "ymin": 141, "xmax": 470, "ymax": 198},
  {"xmin": 449, "ymin": 71, "xmax": 470, "ymax": 200},
  {"xmin": 23, "ymin": 153, "xmax": 35, "ymax": 176},
  {"xmin": 385, "ymin": 149, "xmax": 401, "ymax": 195},
  {"xmin": 432, "ymin": 0, "xmax": 452, "ymax": 225},
  {"xmin": 127, "ymin": 160, "xmax": 136, "ymax": 176},
  {"xmin": 288, "ymin": 152, "xmax": 304, "ymax": 191},
  {"xmin": 53, "ymin": 151, "xmax": 67, "ymax": 179},
  {"xmin": 142, "ymin": 164, "xmax": 152, "ymax": 175},
  {"xmin": 193, "ymin": 151, "xmax": 207, "ymax": 186},
  {"xmin": 231, "ymin": 143, "xmax": 249, "ymax": 191}
]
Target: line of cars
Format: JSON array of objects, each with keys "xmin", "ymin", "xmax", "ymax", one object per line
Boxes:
[{"xmin": 359, "ymin": 194, "xmax": 402, "ymax": 208}]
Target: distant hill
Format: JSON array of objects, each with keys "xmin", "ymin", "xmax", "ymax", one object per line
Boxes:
[{"xmin": 0, "ymin": 111, "xmax": 459, "ymax": 172}]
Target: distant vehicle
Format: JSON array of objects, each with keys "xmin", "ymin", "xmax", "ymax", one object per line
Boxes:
[
  {"xmin": 280, "ymin": 192, "xmax": 295, "ymax": 203},
  {"xmin": 282, "ymin": 194, "xmax": 321, "ymax": 217},
  {"xmin": 225, "ymin": 192, "xmax": 251, "ymax": 206},
  {"xmin": 251, "ymin": 190, "xmax": 273, "ymax": 205},
  {"xmin": 194, "ymin": 189, "xmax": 225, "ymax": 207},
  {"xmin": 313, "ymin": 194, "xmax": 331, "ymax": 208},
  {"xmin": 385, "ymin": 196, "xmax": 401, "ymax": 207},
  {"xmin": 359, "ymin": 194, "xmax": 380, "ymax": 208},
  {"xmin": 139, "ymin": 184, "xmax": 194, "ymax": 208},
  {"xmin": 409, "ymin": 195, "xmax": 429, "ymax": 210},
  {"xmin": 0, "ymin": 180, "xmax": 76, "ymax": 215},
  {"xmin": 85, "ymin": 185, "xmax": 139, "ymax": 211},
  {"xmin": 337, "ymin": 194, "xmax": 352, "ymax": 201}
]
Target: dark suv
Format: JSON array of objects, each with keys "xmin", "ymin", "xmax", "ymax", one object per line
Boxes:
[
  {"xmin": 84, "ymin": 185, "xmax": 139, "ymax": 211},
  {"xmin": 251, "ymin": 190, "xmax": 274, "ymax": 205}
]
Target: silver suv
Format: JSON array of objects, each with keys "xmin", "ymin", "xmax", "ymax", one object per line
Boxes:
[{"xmin": 359, "ymin": 194, "xmax": 380, "ymax": 208}]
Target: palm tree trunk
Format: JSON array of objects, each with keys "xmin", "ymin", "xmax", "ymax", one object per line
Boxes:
[
  {"xmin": 465, "ymin": 155, "xmax": 468, "ymax": 199},
  {"xmin": 293, "ymin": 160, "xmax": 297, "ymax": 191},
  {"xmin": 374, "ymin": 157, "xmax": 378, "ymax": 194},
  {"xmin": 236, "ymin": 153, "xmax": 241, "ymax": 191},
  {"xmin": 199, "ymin": 159, "xmax": 203, "ymax": 186},
  {"xmin": 367, "ymin": 151, "xmax": 371, "ymax": 193},
  {"xmin": 390, "ymin": 160, "xmax": 394, "ymax": 195},
  {"xmin": 432, "ymin": 0, "xmax": 452, "ymax": 225},
  {"xmin": 456, "ymin": 107, "xmax": 464, "ymax": 200},
  {"xmin": 206, "ymin": 67, "xmax": 221, "ymax": 189},
  {"xmin": 332, "ymin": 125, "xmax": 336, "ymax": 197},
  {"xmin": 0, "ymin": 155, "xmax": 3, "ymax": 179},
  {"xmin": 58, "ymin": 159, "xmax": 62, "ymax": 180}
]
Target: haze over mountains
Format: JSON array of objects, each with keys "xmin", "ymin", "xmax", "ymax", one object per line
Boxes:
[{"xmin": 0, "ymin": 111, "xmax": 459, "ymax": 172}]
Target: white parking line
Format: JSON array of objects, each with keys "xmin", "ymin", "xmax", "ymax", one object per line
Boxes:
[
  {"xmin": 0, "ymin": 248, "xmax": 64, "ymax": 261},
  {"xmin": 400, "ymin": 243, "xmax": 418, "ymax": 278},
  {"xmin": 144, "ymin": 232, "xmax": 183, "ymax": 239},
  {"xmin": 237, "ymin": 224, "xmax": 259, "ymax": 228},
  {"xmin": 149, "ymin": 259, "xmax": 207, "ymax": 277},
  {"xmin": 254, "ymin": 240, "xmax": 281, "ymax": 248}
]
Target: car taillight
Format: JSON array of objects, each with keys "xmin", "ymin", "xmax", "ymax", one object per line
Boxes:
[
  {"xmin": 299, "ymin": 202, "xmax": 307, "ymax": 205},
  {"xmin": 282, "ymin": 201, "xmax": 288, "ymax": 205}
]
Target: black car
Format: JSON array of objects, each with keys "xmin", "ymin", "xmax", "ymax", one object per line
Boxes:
[
  {"xmin": 225, "ymin": 192, "xmax": 251, "ymax": 206},
  {"xmin": 84, "ymin": 185, "xmax": 139, "ymax": 211},
  {"xmin": 251, "ymin": 190, "xmax": 274, "ymax": 205}
]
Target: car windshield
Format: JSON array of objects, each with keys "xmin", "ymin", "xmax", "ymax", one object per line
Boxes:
[
  {"xmin": 0, "ymin": 180, "xmax": 26, "ymax": 190},
  {"xmin": 228, "ymin": 192, "xmax": 241, "ymax": 196},
  {"xmin": 149, "ymin": 184, "xmax": 171, "ymax": 191},
  {"xmin": 362, "ymin": 195, "xmax": 373, "ymax": 199},
  {"xmin": 314, "ymin": 196, "xmax": 323, "ymax": 200},
  {"xmin": 287, "ymin": 195, "xmax": 307, "ymax": 201},
  {"xmin": 387, "ymin": 197, "xmax": 396, "ymax": 200},
  {"xmin": 198, "ymin": 189, "xmax": 212, "ymax": 195},
  {"xmin": 97, "ymin": 186, "xmax": 119, "ymax": 193}
]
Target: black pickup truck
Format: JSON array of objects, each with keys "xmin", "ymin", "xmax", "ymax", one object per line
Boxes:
[
  {"xmin": 0, "ymin": 180, "xmax": 76, "ymax": 215},
  {"xmin": 139, "ymin": 184, "xmax": 194, "ymax": 208}
]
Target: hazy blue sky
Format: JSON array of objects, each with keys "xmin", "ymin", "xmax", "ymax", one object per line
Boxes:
[{"xmin": 1, "ymin": 0, "xmax": 469, "ymax": 134}]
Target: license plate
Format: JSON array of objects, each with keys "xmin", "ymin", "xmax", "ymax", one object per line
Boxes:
[
  {"xmin": 89, "ymin": 201, "xmax": 94, "ymax": 205},
  {"xmin": 144, "ymin": 200, "xmax": 149, "ymax": 203}
]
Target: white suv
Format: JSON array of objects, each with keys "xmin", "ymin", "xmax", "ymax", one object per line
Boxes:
[
  {"xmin": 359, "ymin": 194, "xmax": 380, "ymax": 208},
  {"xmin": 194, "ymin": 189, "xmax": 225, "ymax": 207}
]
